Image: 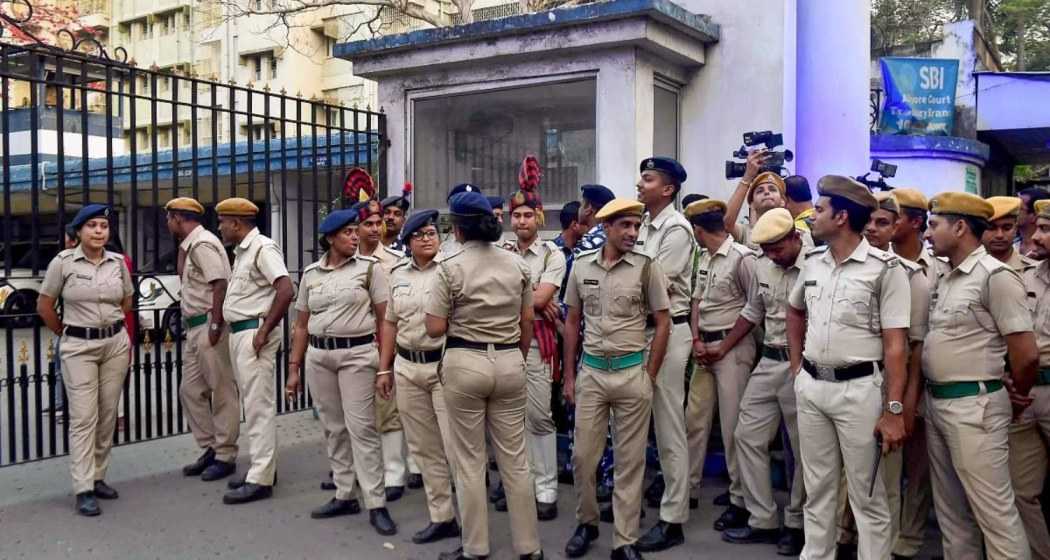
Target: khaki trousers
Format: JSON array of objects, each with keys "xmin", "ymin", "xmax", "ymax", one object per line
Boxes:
[
  {"xmin": 442, "ymin": 347, "xmax": 539, "ymax": 557},
  {"xmin": 687, "ymin": 363, "xmax": 715, "ymax": 500},
  {"xmin": 228, "ymin": 327, "xmax": 280, "ymax": 486},
  {"xmin": 926, "ymin": 387, "xmax": 1031, "ymax": 560},
  {"xmin": 1009, "ymin": 385, "xmax": 1050, "ymax": 560},
  {"xmin": 838, "ymin": 449, "xmax": 902, "ymax": 548},
  {"xmin": 893, "ymin": 418, "xmax": 932, "ymax": 558},
  {"xmin": 308, "ymin": 343, "xmax": 386, "ymax": 508},
  {"xmin": 649, "ymin": 322, "xmax": 691, "ymax": 523},
  {"xmin": 573, "ymin": 362, "xmax": 652, "ymax": 548},
  {"xmin": 180, "ymin": 324, "xmax": 240, "ymax": 461},
  {"xmin": 61, "ymin": 332, "xmax": 130, "ymax": 494},
  {"xmin": 795, "ymin": 369, "xmax": 892, "ymax": 560},
  {"xmin": 735, "ymin": 356, "xmax": 805, "ymax": 530},
  {"xmin": 525, "ymin": 344, "xmax": 558, "ymax": 504},
  {"xmin": 394, "ymin": 355, "xmax": 455, "ymax": 522},
  {"xmin": 375, "ymin": 385, "xmax": 407, "ymax": 487}
]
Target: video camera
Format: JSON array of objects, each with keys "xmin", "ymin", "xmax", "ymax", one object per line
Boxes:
[
  {"xmin": 856, "ymin": 159, "xmax": 897, "ymax": 191},
  {"xmin": 725, "ymin": 131, "xmax": 794, "ymax": 179}
]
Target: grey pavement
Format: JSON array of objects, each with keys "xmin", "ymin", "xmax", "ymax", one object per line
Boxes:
[{"xmin": 0, "ymin": 411, "xmax": 944, "ymax": 559}]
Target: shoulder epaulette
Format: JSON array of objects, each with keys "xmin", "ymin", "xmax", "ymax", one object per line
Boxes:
[
  {"xmin": 576, "ymin": 247, "xmax": 601, "ymax": 260},
  {"xmin": 57, "ymin": 248, "xmax": 75, "ymax": 260},
  {"xmin": 390, "ymin": 259, "xmax": 410, "ymax": 273},
  {"xmin": 805, "ymin": 246, "xmax": 828, "ymax": 258},
  {"xmin": 870, "ymin": 249, "xmax": 899, "ymax": 267},
  {"xmin": 302, "ymin": 261, "xmax": 322, "ymax": 274},
  {"xmin": 358, "ymin": 254, "xmax": 379, "ymax": 263},
  {"xmin": 731, "ymin": 243, "xmax": 757, "ymax": 257},
  {"xmin": 437, "ymin": 247, "xmax": 464, "ymax": 262},
  {"xmin": 383, "ymin": 245, "xmax": 405, "ymax": 258}
]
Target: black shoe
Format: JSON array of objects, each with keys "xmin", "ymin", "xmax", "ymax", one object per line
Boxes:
[
  {"xmin": 713, "ymin": 504, "xmax": 750, "ymax": 531},
  {"xmin": 488, "ymin": 481, "xmax": 505, "ymax": 503},
  {"xmin": 689, "ymin": 497, "xmax": 698, "ymax": 510},
  {"xmin": 369, "ymin": 507, "xmax": 398, "ymax": 536},
  {"xmin": 412, "ymin": 519, "xmax": 461, "ymax": 544},
  {"xmin": 599, "ymin": 502, "xmax": 645, "ymax": 523},
  {"xmin": 519, "ymin": 551, "xmax": 543, "ymax": 560},
  {"xmin": 76, "ymin": 491, "xmax": 100, "ymax": 516},
  {"xmin": 596, "ymin": 483, "xmax": 612, "ymax": 503},
  {"xmin": 385, "ymin": 485, "xmax": 405, "ymax": 502},
  {"xmin": 644, "ymin": 476, "xmax": 664, "ymax": 508},
  {"xmin": 777, "ymin": 528, "xmax": 805, "ymax": 556},
  {"xmin": 407, "ymin": 472, "xmax": 424, "ymax": 489},
  {"xmin": 722, "ymin": 526, "xmax": 780, "ymax": 544},
  {"xmin": 635, "ymin": 521, "xmax": 684, "ymax": 552},
  {"xmin": 494, "ymin": 496, "xmax": 507, "ymax": 512},
  {"xmin": 537, "ymin": 501, "xmax": 558, "ymax": 521},
  {"xmin": 438, "ymin": 547, "xmax": 487, "ymax": 560},
  {"xmin": 310, "ymin": 497, "xmax": 361, "ymax": 519},
  {"xmin": 610, "ymin": 544, "xmax": 644, "ymax": 560},
  {"xmin": 228, "ymin": 471, "xmax": 277, "ymax": 490},
  {"xmin": 565, "ymin": 524, "xmax": 599, "ymax": 558},
  {"xmin": 183, "ymin": 447, "xmax": 216, "ymax": 476},
  {"xmin": 222, "ymin": 483, "xmax": 273, "ymax": 504},
  {"xmin": 713, "ymin": 491, "xmax": 730, "ymax": 506},
  {"xmin": 93, "ymin": 480, "xmax": 119, "ymax": 500},
  {"xmin": 201, "ymin": 460, "xmax": 236, "ymax": 482},
  {"xmin": 836, "ymin": 543, "xmax": 858, "ymax": 560}
]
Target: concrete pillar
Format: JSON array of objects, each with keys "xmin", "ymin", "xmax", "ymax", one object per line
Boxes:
[{"xmin": 794, "ymin": 0, "xmax": 870, "ymax": 181}]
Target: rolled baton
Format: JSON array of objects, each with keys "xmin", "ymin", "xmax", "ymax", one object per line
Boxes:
[{"xmin": 868, "ymin": 433, "xmax": 883, "ymax": 498}]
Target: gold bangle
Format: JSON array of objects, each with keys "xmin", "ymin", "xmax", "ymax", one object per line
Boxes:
[{"xmin": 376, "ymin": 370, "xmax": 392, "ymax": 376}]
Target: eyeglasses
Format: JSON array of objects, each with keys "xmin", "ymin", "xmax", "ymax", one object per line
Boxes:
[{"xmin": 411, "ymin": 230, "xmax": 439, "ymax": 240}]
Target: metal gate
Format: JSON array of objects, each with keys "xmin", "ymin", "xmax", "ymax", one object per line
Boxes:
[{"xmin": 0, "ymin": 15, "xmax": 387, "ymax": 466}]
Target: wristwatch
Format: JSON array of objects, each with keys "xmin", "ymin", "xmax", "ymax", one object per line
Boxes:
[
  {"xmin": 209, "ymin": 323, "xmax": 221, "ymax": 333},
  {"xmin": 887, "ymin": 400, "xmax": 904, "ymax": 415}
]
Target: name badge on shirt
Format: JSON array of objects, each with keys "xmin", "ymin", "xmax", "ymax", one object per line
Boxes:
[
  {"xmin": 759, "ymin": 282, "xmax": 770, "ymax": 288},
  {"xmin": 583, "ymin": 279, "xmax": 599, "ymax": 286},
  {"xmin": 635, "ymin": 240, "xmax": 645, "ymax": 246},
  {"xmin": 803, "ymin": 280, "xmax": 816, "ymax": 287},
  {"xmin": 76, "ymin": 274, "xmax": 92, "ymax": 280}
]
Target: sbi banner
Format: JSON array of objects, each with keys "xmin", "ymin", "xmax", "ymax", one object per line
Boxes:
[{"xmin": 878, "ymin": 57, "xmax": 959, "ymax": 136}]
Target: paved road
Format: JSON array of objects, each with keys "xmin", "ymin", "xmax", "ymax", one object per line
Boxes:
[{"xmin": 0, "ymin": 411, "xmax": 945, "ymax": 559}]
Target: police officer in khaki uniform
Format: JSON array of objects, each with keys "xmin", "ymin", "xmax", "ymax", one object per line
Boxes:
[
  {"xmin": 164, "ymin": 197, "xmax": 239, "ymax": 482},
  {"xmin": 285, "ymin": 207, "xmax": 397, "ymax": 535},
  {"xmin": 713, "ymin": 208, "xmax": 806, "ymax": 555},
  {"xmin": 561, "ymin": 198, "xmax": 671, "ymax": 560},
  {"xmin": 786, "ymin": 176, "xmax": 910, "ymax": 560},
  {"xmin": 381, "ymin": 185, "xmax": 412, "ymax": 253},
  {"xmin": 216, "ymin": 197, "xmax": 294, "ymax": 505},
  {"xmin": 507, "ymin": 180, "xmax": 567, "ymax": 520},
  {"xmin": 37, "ymin": 204, "xmax": 133, "ymax": 516},
  {"xmin": 377, "ymin": 209, "xmax": 461, "ymax": 544},
  {"xmin": 923, "ymin": 191, "xmax": 1039, "ymax": 560},
  {"xmin": 633, "ymin": 157, "xmax": 693, "ymax": 552},
  {"xmin": 681, "ymin": 199, "xmax": 758, "ymax": 532},
  {"xmin": 355, "ymin": 198, "xmax": 413, "ymax": 501},
  {"xmin": 1016, "ymin": 199, "xmax": 1050, "ymax": 559},
  {"xmin": 985, "ymin": 196, "xmax": 1037, "ymax": 273},
  {"xmin": 425, "ymin": 191, "xmax": 543, "ymax": 560}
]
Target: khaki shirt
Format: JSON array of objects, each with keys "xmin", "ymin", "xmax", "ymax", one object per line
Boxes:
[
  {"xmin": 922, "ymin": 246, "xmax": 1032, "ymax": 383},
  {"xmin": 295, "ymin": 253, "xmax": 388, "ymax": 337},
  {"xmin": 363, "ymin": 243, "xmax": 403, "ymax": 274},
  {"xmin": 741, "ymin": 249, "xmax": 804, "ymax": 348},
  {"xmin": 637, "ymin": 205, "xmax": 694, "ymax": 316},
  {"xmin": 426, "ymin": 240, "xmax": 533, "ymax": 344},
  {"xmin": 223, "ymin": 228, "xmax": 290, "ymax": 323},
  {"xmin": 40, "ymin": 246, "xmax": 133, "ymax": 328},
  {"xmin": 692, "ymin": 236, "xmax": 757, "ymax": 332},
  {"xmin": 735, "ymin": 221, "xmax": 815, "ymax": 253},
  {"xmin": 179, "ymin": 225, "xmax": 231, "ymax": 317},
  {"xmin": 512, "ymin": 238, "xmax": 567, "ymax": 295},
  {"xmin": 788, "ymin": 239, "xmax": 911, "ymax": 367},
  {"xmin": 386, "ymin": 258, "xmax": 443, "ymax": 351},
  {"xmin": 565, "ymin": 249, "xmax": 670, "ymax": 356},
  {"xmin": 900, "ymin": 259, "xmax": 930, "ymax": 342},
  {"xmin": 1003, "ymin": 249, "xmax": 1036, "ymax": 274},
  {"xmin": 899, "ymin": 245, "xmax": 950, "ymax": 291},
  {"xmin": 1025, "ymin": 261, "xmax": 1050, "ymax": 367}
]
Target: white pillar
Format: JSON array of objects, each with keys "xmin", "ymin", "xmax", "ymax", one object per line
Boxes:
[{"xmin": 794, "ymin": 0, "xmax": 870, "ymax": 181}]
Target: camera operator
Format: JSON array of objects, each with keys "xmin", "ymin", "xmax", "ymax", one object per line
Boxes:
[{"xmin": 724, "ymin": 150, "xmax": 812, "ymax": 251}]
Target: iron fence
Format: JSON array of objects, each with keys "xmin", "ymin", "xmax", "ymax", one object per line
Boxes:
[{"xmin": 0, "ymin": 36, "xmax": 387, "ymax": 466}]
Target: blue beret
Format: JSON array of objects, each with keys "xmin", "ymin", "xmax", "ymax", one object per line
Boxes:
[
  {"xmin": 447, "ymin": 183, "xmax": 480, "ymax": 201},
  {"xmin": 318, "ymin": 209, "xmax": 359, "ymax": 235},
  {"xmin": 70, "ymin": 204, "xmax": 111, "ymax": 229},
  {"xmin": 381, "ymin": 195, "xmax": 410, "ymax": 211},
  {"xmin": 640, "ymin": 157, "xmax": 687, "ymax": 184},
  {"xmin": 449, "ymin": 191, "xmax": 493, "ymax": 216},
  {"xmin": 399, "ymin": 209, "xmax": 440, "ymax": 245},
  {"xmin": 580, "ymin": 184, "xmax": 615, "ymax": 210},
  {"xmin": 486, "ymin": 196, "xmax": 504, "ymax": 210}
]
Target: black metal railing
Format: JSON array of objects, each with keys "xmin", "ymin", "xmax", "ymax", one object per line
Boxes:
[
  {"xmin": 0, "ymin": 32, "xmax": 387, "ymax": 466},
  {"xmin": 870, "ymin": 87, "xmax": 883, "ymax": 134}
]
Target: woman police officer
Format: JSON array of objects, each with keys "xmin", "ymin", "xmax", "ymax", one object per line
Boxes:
[
  {"xmin": 37, "ymin": 204, "xmax": 133, "ymax": 516},
  {"xmin": 285, "ymin": 207, "xmax": 398, "ymax": 536},
  {"xmin": 425, "ymin": 191, "xmax": 545, "ymax": 560},
  {"xmin": 376, "ymin": 209, "xmax": 460, "ymax": 545}
]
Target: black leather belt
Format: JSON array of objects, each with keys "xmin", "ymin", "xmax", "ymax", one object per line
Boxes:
[
  {"xmin": 699, "ymin": 329, "xmax": 731, "ymax": 343},
  {"xmin": 803, "ymin": 359, "xmax": 881, "ymax": 382},
  {"xmin": 396, "ymin": 345, "xmax": 442, "ymax": 364},
  {"xmin": 761, "ymin": 345, "xmax": 790, "ymax": 362},
  {"xmin": 445, "ymin": 337, "xmax": 518, "ymax": 351},
  {"xmin": 65, "ymin": 320, "xmax": 124, "ymax": 340},
  {"xmin": 309, "ymin": 334, "xmax": 375, "ymax": 350},
  {"xmin": 646, "ymin": 314, "xmax": 690, "ymax": 328}
]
